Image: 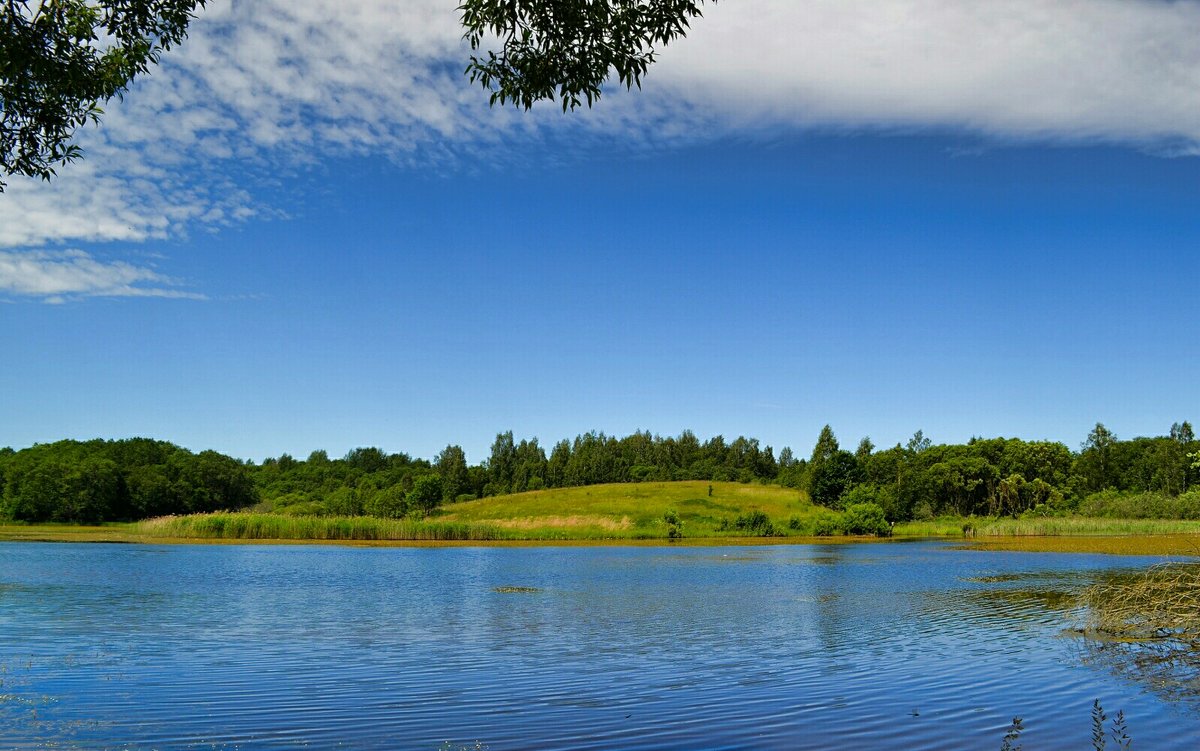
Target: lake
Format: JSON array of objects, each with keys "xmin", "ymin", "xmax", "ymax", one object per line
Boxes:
[{"xmin": 1, "ymin": 540, "xmax": 1197, "ymax": 749}]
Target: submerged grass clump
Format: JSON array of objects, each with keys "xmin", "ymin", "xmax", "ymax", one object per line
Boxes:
[
  {"xmin": 136, "ymin": 513, "xmax": 509, "ymax": 542},
  {"xmin": 1079, "ymin": 562, "xmax": 1200, "ymax": 703},
  {"xmin": 1084, "ymin": 561, "xmax": 1200, "ymax": 644}
]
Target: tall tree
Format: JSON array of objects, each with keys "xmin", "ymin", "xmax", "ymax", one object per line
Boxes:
[
  {"xmin": 1171, "ymin": 421, "xmax": 1195, "ymax": 445},
  {"xmin": 906, "ymin": 430, "xmax": 932, "ymax": 454},
  {"xmin": 811, "ymin": 425, "xmax": 839, "ymax": 465},
  {"xmin": 435, "ymin": 444, "xmax": 470, "ymax": 501},
  {"xmin": 1079, "ymin": 422, "xmax": 1118, "ymax": 492},
  {"xmin": 486, "ymin": 430, "xmax": 517, "ymax": 495}
]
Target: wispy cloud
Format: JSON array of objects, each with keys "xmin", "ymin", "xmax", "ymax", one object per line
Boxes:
[
  {"xmin": 0, "ymin": 250, "xmax": 206, "ymax": 303},
  {"xmin": 2, "ymin": 0, "xmax": 1199, "ymax": 251}
]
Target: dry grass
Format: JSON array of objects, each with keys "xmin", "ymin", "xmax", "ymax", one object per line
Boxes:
[{"xmin": 485, "ymin": 515, "xmax": 633, "ymax": 531}]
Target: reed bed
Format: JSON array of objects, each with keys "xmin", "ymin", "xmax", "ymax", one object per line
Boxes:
[
  {"xmin": 136, "ymin": 513, "xmax": 511, "ymax": 542},
  {"xmin": 891, "ymin": 519, "xmax": 971, "ymax": 537},
  {"xmin": 977, "ymin": 517, "xmax": 1200, "ymax": 537}
]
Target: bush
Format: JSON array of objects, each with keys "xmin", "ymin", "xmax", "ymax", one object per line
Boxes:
[
  {"xmin": 731, "ymin": 510, "xmax": 781, "ymax": 536},
  {"xmin": 276, "ymin": 500, "xmax": 327, "ymax": 517},
  {"xmin": 663, "ymin": 508, "xmax": 683, "ymax": 539},
  {"xmin": 1080, "ymin": 489, "xmax": 1200, "ymax": 520},
  {"xmin": 812, "ymin": 511, "xmax": 845, "ymax": 536},
  {"xmin": 843, "ymin": 502, "xmax": 890, "ymax": 536}
]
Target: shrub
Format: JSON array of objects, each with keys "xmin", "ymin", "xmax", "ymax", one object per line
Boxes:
[
  {"xmin": 1081, "ymin": 489, "xmax": 1200, "ymax": 520},
  {"xmin": 812, "ymin": 511, "xmax": 845, "ymax": 536},
  {"xmin": 663, "ymin": 508, "xmax": 683, "ymax": 539},
  {"xmin": 732, "ymin": 510, "xmax": 781, "ymax": 536},
  {"xmin": 276, "ymin": 500, "xmax": 327, "ymax": 517},
  {"xmin": 843, "ymin": 502, "xmax": 890, "ymax": 536}
]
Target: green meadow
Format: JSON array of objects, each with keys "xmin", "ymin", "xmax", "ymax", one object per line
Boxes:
[
  {"xmin": 5, "ymin": 480, "xmax": 1200, "ymax": 555},
  {"xmin": 434, "ymin": 481, "xmax": 819, "ymax": 538}
]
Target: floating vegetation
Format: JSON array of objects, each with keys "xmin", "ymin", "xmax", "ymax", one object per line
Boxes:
[
  {"xmin": 963, "ymin": 574, "xmax": 1024, "ymax": 583},
  {"xmin": 1079, "ymin": 562, "xmax": 1200, "ymax": 702},
  {"xmin": 492, "ymin": 586, "xmax": 542, "ymax": 594}
]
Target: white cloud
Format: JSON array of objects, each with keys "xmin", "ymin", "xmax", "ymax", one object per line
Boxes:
[
  {"xmin": 0, "ymin": 250, "xmax": 206, "ymax": 302},
  {"xmin": 652, "ymin": 0, "xmax": 1200, "ymax": 142},
  {"xmin": 2, "ymin": 0, "xmax": 1199, "ymax": 251}
]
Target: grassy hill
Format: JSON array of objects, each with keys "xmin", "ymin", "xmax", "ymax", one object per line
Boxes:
[
  {"xmin": 434, "ymin": 481, "xmax": 820, "ymax": 539},
  {"xmin": 11, "ymin": 479, "xmax": 1200, "ymax": 549}
]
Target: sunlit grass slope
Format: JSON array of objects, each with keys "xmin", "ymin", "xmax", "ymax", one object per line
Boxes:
[{"xmin": 436, "ymin": 481, "xmax": 816, "ymax": 539}]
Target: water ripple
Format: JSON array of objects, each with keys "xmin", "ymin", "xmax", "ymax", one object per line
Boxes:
[{"xmin": 1, "ymin": 541, "xmax": 1195, "ymax": 749}]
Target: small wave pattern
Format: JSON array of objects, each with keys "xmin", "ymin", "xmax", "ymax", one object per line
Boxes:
[{"xmin": 0, "ymin": 541, "xmax": 1194, "ymax": 750}]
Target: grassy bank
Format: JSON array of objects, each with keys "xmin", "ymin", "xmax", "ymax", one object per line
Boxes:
[
  {"xmin": 435, "ymin": 481, "xmax": 820, "ymax": 538},
  {"xmin": 135, "ymin": 513, "xmax": 511, "ymax": 542},
  {"xmin": 4, "ymin": 480, "xmax": 1200, "ymax": 552}
]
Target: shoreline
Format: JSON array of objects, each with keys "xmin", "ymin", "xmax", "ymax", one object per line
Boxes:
[{"xmin": 3, "ymin": 522, "xmax": 1200, "ymax": 556}]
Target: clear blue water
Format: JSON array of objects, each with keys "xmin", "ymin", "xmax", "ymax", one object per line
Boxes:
[{"xmin": 1, "ymin": 540, "xmax": 1197, "ymax": 750}]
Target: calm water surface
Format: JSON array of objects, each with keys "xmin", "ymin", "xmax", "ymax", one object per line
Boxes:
[{"xmin": 2, "ymin": 541, "xmax": 1198, "ymax": 749}]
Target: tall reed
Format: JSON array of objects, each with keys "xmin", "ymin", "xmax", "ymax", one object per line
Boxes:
[{"xmin": 136, "ymin": 513, "xmax": 509, "ymax": 541}]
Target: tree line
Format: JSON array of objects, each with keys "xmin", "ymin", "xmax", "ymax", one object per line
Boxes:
[
  {"xmin": 1, "ymin": 422, "xmax": 1196, "ymax": 524},
  {"xmin": 0, "ymin": 438, "xmax": 255, "ymax": 523}
]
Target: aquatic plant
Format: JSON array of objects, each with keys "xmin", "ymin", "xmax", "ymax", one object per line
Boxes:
[{"xmin": 998, "ymin": 702, "xmax": 1132, "ymax": 750}]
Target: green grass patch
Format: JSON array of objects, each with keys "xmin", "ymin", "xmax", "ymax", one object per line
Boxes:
[
  {"xmin": 436, "ymin": 481, "xmax": 818, "ymax": 538},
  {"xmin": 135, "ymin": 513, "xmax": 509, "ymax": 542}
]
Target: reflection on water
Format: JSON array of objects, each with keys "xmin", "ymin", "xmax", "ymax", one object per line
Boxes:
[
  {"xmin": 1, "ymin": 541, "xmax": 1198, "ymax": 750},
  {"xmin": 1075, "ymin": 563, "xmax": 1200, "ymax": 707}
]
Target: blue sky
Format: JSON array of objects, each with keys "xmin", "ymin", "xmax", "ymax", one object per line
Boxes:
[{"xmin": 2, "ymin": 1, "xmax": 1198, "ymax": 463}]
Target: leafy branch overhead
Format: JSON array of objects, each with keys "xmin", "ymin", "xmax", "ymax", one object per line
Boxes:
[
  {"xmin": 459, "ymin": 0, "xmax": 713, "ymax": 110},
  {"xmin": 0, "ymin": 1, "xmax": 712, "ymax": 192},
  {"xmin": 0, "ymin": 0, "xmax": 207, "ymax": 189}
]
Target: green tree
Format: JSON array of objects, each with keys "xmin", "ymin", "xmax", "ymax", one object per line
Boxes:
[
  {"xmin": 906, "ymin": 430, "xmax": 932, "ymax": 454},
  {"xmin": 811, "ymin": 425, "xmax": 839, "ymax": 465},
  {"xmin": 435, "ymin": 444, "xmax": 469, "ymax": 501},
  {"xmin": 408, "ymin": 474, "xmax": 443, "ymax": 517},
  {"xmin": 363, "ymin": 484, "xmax": 407, "ymax": 519},
  {"xmin": 344, "ymin": 446, "xmax": 390, "ymax": 474},
  {"xmin": 1171, "ymin": 421, "xmax": 1195, "ymax": 444},
  {"xmin": 460, "ymin": 0, "xmax": 713, "ymax": 110},
  {"xmin": 810, "ymin": 450, "xmax": 861, "ymax": 509},
  {"xmin": 1078, "ymin": 422, "xmax": 1118, "ymax": 493},
  {"xmin": 486, "ymin": 430, "xmax": 516, "ymax": 495},
  {"xmin": 855, "ymin": 436, "xmax": 874, "ymax": 462},
  {"xmin": 1, "ymin": 0, "xmax": 207, "ymax": 189}
]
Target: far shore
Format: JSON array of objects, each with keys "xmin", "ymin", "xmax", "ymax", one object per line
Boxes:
[{"xmin": 4, "ymin": 520, "xmax": 1200, "ymax": 556}]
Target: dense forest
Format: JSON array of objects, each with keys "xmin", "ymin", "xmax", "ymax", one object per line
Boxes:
[{"xmin": 2, "ymin": 423, "xmax": 1197, "ymax": 524}]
